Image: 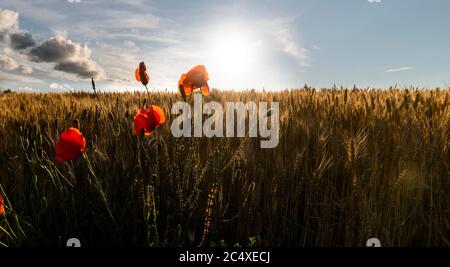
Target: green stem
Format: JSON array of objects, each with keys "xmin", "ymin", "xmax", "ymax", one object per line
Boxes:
[{"xmin": 144, "ymin": 84, "xmax": 157, "ymax": 136}]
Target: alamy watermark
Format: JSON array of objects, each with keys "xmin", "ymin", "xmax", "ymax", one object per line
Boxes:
[{"xmin": 171, "ymin": 94, "xmax": 280, "ymax": 148}]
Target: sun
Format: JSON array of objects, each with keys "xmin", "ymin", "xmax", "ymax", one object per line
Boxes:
[
  {"xmin": 209, "ymin": 32, "xmax": 254, "ymax": 73},
  {"xmin": 204, "ymin": 26, "xmax": 260, "ymax": 87}
]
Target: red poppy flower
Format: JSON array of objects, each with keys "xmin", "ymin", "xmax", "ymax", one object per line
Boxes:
[
  {"xmin": 135, "ymin": 61, "xmax": 150, "ymax": 86},
  {"xmin": 0, "ymin": 195, "xmax": 5, "ymax": 216},
  {"xmin": 52, "ymin": 120, "xmax": 86, "ymax": 163},
  {"xmin": 134, "ymin": 105, "xmax": 166, "ymax": 136},
  {"xmin": 178, "ymin": 65, "xmax": 210, "ymax": 98}
]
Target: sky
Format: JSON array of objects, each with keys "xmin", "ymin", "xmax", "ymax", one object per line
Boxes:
[{"xmin": 0, "ymin": 0, "xmax": 449, "ymax": 92}]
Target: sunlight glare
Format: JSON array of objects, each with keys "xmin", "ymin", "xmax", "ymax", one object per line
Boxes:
[{"xmin": 205, "ymin": 26, "xmax": 260, "ymax": 88}]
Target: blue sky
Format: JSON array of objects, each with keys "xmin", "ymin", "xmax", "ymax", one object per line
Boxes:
[{"xmin": 0, "ymin": 0, "xmax": 449, "ymax": 92}]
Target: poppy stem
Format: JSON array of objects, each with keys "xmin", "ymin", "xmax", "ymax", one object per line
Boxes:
[
  {"xmin": 144, "ymin": 84, "xmax": 157, "ymax": 135},
  {"xmin": 144, "ymin": 84, "xmax": 151, "ymax": 106}
]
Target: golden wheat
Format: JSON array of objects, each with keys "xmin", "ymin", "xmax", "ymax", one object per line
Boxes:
[{"xmin": 0, "ymin": 87, "xmax": 449, "ymax": 247}]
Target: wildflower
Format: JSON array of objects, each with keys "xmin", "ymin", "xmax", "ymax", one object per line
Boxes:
[
  {"xmin": 178, "ymin": 65, "xmax": 210, "ymax": 99},
  {"xmin": 52, "ymin": 120, "xmax": 86, "ymax": 163},
  {"xmin": 135, "ymin": 61, "xmax": 150, "ymax": 86},
  {"xmin": 134, "ymin": 105, "xmax": 166, "ymax": 136}
]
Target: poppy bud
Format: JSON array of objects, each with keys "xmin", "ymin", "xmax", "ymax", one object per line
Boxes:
[{"xmin": 135, "ymin": 61, "xmax": 150, "ymax": 86}]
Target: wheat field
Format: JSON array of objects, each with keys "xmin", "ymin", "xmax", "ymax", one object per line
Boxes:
[{"xmin": 0, "ymin": 88, "xmax": 449, "ymax": 247}]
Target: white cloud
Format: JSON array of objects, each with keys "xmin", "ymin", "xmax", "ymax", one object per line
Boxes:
[
  {"xmin": 0, "ymin": 2, "xmax": 313, "ymax": 91},
  {"xmin": 270, "ymin": 19, "xmax": 310, "ymax": 67},
  {"xmin": 54, "ymin": 5, "xmax": 162, "ymax": 40},
  {"xmin": 19, "ymin": 64, "xmax": 33, "ymax": 74},
  {"xmin": 49, "ymin": 82, "xmax": 74, "ymax": 91},
  {"xmin": 0, "ymin": 53, "xmax": 33, "ymax": 74},
  {"xmin": 1, "ymin": 2, "xmax": 64, "ymax": 25},
  {"xmin": 0, "ymin": 2, "xmax": 174, "ymax": 90},
  {"xmin": 92, "ymin": 41, "xmax": 139, "ymax": 84},
  {"xmin": 0, "ymin": 8, "xmax": 19, "ymax": 32},
  {"xmin": 3, "ymin": 47, "xmax": 13, "ymax": 55},
  {"xmin": 385, "ymin": 66, "xmax": 413, "ymax": 73},
  {"xmin": 0, "ymin": 7, "xmax": 103, "ymax": 80},
  {"xmin": 0, "ymin": 54, "xmax": 19, "ymax": 70},
  {"xmin": 18, "ymin": 86, "xmax": 36, "ymax": 92},
  {"xmin": 0, "ymin": 70, "xmax": 44, "ymax": 84}
]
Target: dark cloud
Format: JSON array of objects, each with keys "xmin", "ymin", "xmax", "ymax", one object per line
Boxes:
[
  {"xmin": 54, "ymin": 60, "xmax": 100, "ymax": 79},
  {"xmin": 28, "ymin": 35, "xmax": 87, "ymax": 63},
  {"xmin": 9, "ymin": 31, "xmax": 36, "ymax": 50},
  {"xmin": 1, "ymin": 9, "xmax": 103, "ymax": 80},
  {"xmin": 27, "ymin": 34, "xmax": 103, "ymax": 79}
]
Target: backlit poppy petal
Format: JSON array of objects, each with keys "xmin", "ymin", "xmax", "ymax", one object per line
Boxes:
[
  {"xmin": 179, "ymin": 73, "xmax": 187, "ymax": 84},
  {"xmin": 178, "ymin": 65, "xmax": 210, "ymax": 97},
  {"xmin": 135, "ymin": 68, "xmax": 140, "ymax": 81},
  {"xmin": 201, "ymin": 84, "xmax": 210, "ymax": 96},
  {"xmin": 178, "ymin": 74, "xmax": 186, "ymax": 87},
  {"xmin": 133, "ymin": 105, "xmax": 165, "ymax": 136},
  {"xmin": 184, "ymin": 85, "xmax": 193, "ymax": 96},
  {"xmin": 150, "ymin": 105, "xmax": 166, "ymax": 124},
  {"xmin": 178, "ymin": 74, "xmax": 192, "ymax": 96}
]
